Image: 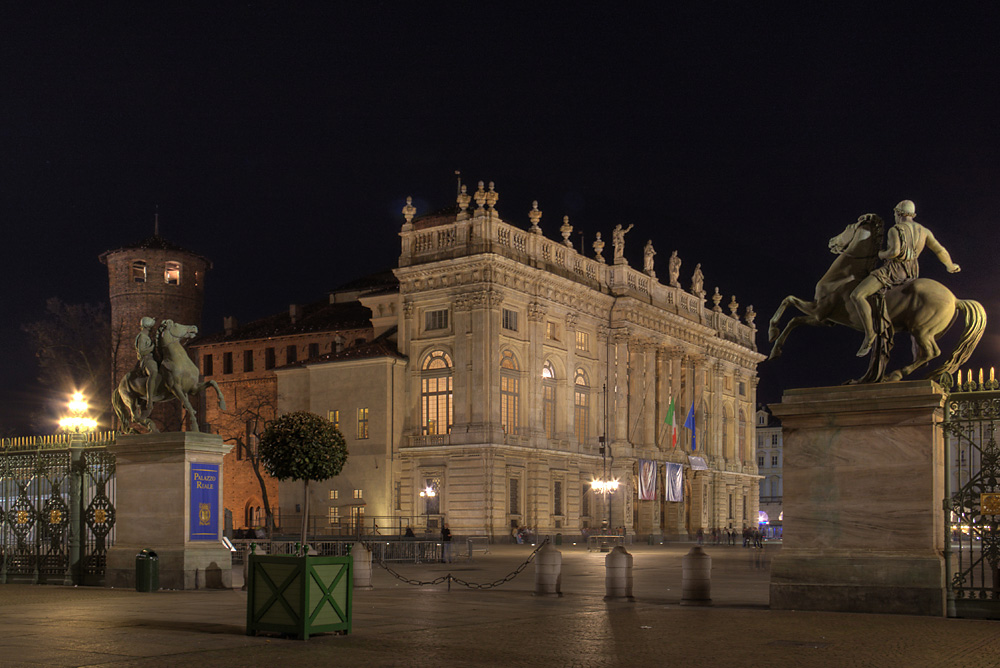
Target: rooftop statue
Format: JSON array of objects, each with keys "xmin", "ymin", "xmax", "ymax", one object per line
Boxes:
[
  {"xmin": 767, "ymin": 205, "xmax": 985, "ymax": 383},
  {"xmin": 113, "ymin": 317, "xmax": 226, "ymax": 433},
  {"xmin": 611, "ymin": 223, "xmax": 633, "ymax": 264}
]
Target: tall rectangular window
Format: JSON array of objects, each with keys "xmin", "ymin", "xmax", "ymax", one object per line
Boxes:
[
  {"xmin": 328, "ymin": 410, "xmax": 340, "ymax": 430},
  {"xmin": 502, "ymin": 308, "xmax": 518, "ymax": 331},
  {"xmin": 223, "ymin": 352, "xmax": 233, "ymax": 374},
  {"xmin": 425, "ymin": 309, "xmax": 449, "ymax": 331},
  {"xmin": 328, "ymin": 507, "xmax": 340, "ymax": 524},
  {"xmin": 357, "ymin": 407, "xmax": 369, "ymax": 439},
  {"xmin": 328, "ymin": 489, "xmax": 339, "ymax": 500},
  {"xmin": 553, "ymin": 480, "xmax": 563, "ymax": 516},
  {"xmin": 243, "ymin": 350, "xmax": 254, "ymax": 372},
  {"xmin": 395, "ymin": 481, "xmax": 402, "ymax": 511},
  {"xmin": 308, "ymin": 342, "xmax": 319, "ymax": 358},
  {"xmin": 203, "ymin": 354, "xmax": 213, "ymax": 376},
  {"xmin": 581, "ymin": 485, "xmax": 590, "ymax": 517},
  {"xmin": 353, "ymin": 489, "xmax": 363, "ymax": 499},
  {"xmin": 772, "ymin": 455, "xmax": 778, "ymax": 466},
  {"xmin": 771, "ymin": 434, "xmax": 778, "ymax": 445},
  {"xmin": 286, "ymin": 345, "xmax": 297, "ymax": 364},
  {"xmin": 509, "ymin": 478, "xmax": 520, "ymax": 515},
  {"xmin": 264, "ymin": 347, "xmax": 275, "ymax": 370},
  {"xmin": 545, "ymin": 321, "xmax": 559, "ymax": 340},
  {"xmin": 576, "ymin": 331, "xmax": 589, "ymax": 352}
]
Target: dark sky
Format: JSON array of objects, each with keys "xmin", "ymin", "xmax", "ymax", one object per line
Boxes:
[{"xmin": 3, "ymin": 4, "xmax": 1000, "ymax": 433}]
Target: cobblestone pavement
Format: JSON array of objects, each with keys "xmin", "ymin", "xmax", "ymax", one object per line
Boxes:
[{"xmin": 2, "ymin": 543, "xmax": 1000, "ymax": 667}]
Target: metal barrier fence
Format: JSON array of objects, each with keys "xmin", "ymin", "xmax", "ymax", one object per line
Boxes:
[
  {"xmin": 232, "ymin": 539, "xmax": 448, "ymax": 564},
  {"xmin": 0, "ymin": 433, "xmax": 116, "ymax": 585},
  {"xmin": 587, "ymin": 535, "xmax": 626, "ymax": 552}
]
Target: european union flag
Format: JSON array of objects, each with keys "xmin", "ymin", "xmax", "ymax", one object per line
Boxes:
[{"xmin": 683, "ymin": 402, "xmax": 696, "ymax": 450}]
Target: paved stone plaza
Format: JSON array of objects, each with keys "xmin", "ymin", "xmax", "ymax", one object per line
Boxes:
[{"xmin": 2, "ymin": 543, "xmax": 1000, "ymax": 667}]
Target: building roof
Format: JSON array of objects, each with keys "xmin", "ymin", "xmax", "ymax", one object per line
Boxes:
[
  {"xmin": 99, "ymin": 234, "xmax": 212, "ymax": 267},
  {"xmin": 195, "ymin": 299, "xmax": 374, "ymax": 345},
  {"xmin": 330, "ymin": 269, "xmax": 399, "ymax": 295},
  {"xmin": 285, "ymin": 327, "xmax": 405, "ymax": 368},
  {"xmin": 412, "ymin": 205, "xmax": 460, "ymax": 230}
]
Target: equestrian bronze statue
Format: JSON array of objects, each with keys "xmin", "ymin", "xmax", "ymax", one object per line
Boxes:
[
  {"xmin": 113, "ymin": 317, "xmax": 226, "ymax": 433},
  {"xmin": 767, "ymin": 207, "xmax": 984, "ymax": 384}
]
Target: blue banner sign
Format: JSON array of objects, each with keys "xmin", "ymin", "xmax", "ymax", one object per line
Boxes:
[{"xmin": 190, "ymin": 462, "xmax": 220, "ymax": 541}]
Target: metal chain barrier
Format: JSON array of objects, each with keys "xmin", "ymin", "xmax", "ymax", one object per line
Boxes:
[{"xmin": 365, "ymin": 537, "xmax": 550, "ymax": 590}]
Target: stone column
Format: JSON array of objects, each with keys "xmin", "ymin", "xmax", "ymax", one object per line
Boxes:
[
  {"xmin": 106, "ymin": 432, "xmax": 234, "ymax": 590},
  {"xmin": 769, "ymin": 381, "xmax": 946, "ymax": 616}
]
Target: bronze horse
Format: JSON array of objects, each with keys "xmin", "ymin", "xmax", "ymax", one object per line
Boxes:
[
  {"xmin": 113, "ymin": 320, "xmax": 226, "ymax": 433},
  {"xmin": 768, "ymin": 214, "xmax": 985, "ymax": 383}
]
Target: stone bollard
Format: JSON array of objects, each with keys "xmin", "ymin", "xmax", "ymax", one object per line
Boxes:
[
  {"xmin": 534, "ymin": 543, "xmax": 563, "ymax": 596},
  {"xmin": 352, "ymin": 542, "xmax": 373, "ymax": 590},
  {"xmin": 604, "ymin": 545, "xmax": 634, "ymax": 601},
  {"xmin": 680, "ymin": 545, "xmax": 712, "ymax": 605}
]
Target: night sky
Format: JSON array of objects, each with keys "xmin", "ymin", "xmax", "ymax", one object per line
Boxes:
[{"xmin": 3, "ymin": 4, "xmax": 999, "ymax": 433}]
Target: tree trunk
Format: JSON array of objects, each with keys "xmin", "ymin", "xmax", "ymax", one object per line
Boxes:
[{"xmin": 301, "ymin": 478, "xmax": 309, "ymax": 548}]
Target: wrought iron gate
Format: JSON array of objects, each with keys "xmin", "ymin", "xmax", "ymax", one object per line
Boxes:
[
  {"xmin": 0, "ymin": 433, "xmax": 116, "ymax": 585},
  {"xmin": 943, "ymin": 377, "xmax": 1000, "ymax": 618}
]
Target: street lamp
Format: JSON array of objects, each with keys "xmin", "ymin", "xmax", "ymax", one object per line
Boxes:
[
  {"xmin": 58, "ymin": 391, "xmax": 97, "ymax": 434},
  {"xmin": 419, "ymin": 485, "xmax": 436, "ymax": 534}
]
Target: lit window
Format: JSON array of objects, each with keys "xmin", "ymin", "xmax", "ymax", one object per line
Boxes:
[
  {"xmin": 425, "ymin": 309, "xmax": 449, "ymax": 331},
  {"xmin": 353, "ymin": 489, "xmax": 363, "ymax": 499},
  {"xmin": 328, "ymin": 410, "xmax": 340, "ymax": 430},
  {"xmin": 575, "ymin": 331, "xmax": 589, "ymax": 352},
  {"xmin": 574, "ymin": 368, "xmax": 590, "ymax": 444},
  {"xmin": 329, "ymin": 489, "xmax": 339, "ymax": 500},
  {"xmin": 328, "ymin": 506, "xmax": 340, "ymax": 524},
  {"xmin": 542, "ymin": 361, "xmax": 556, "ymax": 439},
  {"xmin": 502, "ymin": 308, "xmax": 518, "ymax": 331},
  {"xmin": 500, "ymin": 350, "xmax": 520, "ymax": 434},
  {"xmin": 357, "ymin": 408, "xmax": 369, "ymax": 439},
  {"xmin": 164, "ymin": 261, "xmax": 181, "ymax": 285},
  {"xmin": 546, "ymin": 321, "xmax": 559, "ymax": 341},
  {"xmin": 421, "ymin": 350, "xmax": 453, "ymax": 435},
  {"xmin": 132, "ymin": 260, "xmax": 147, "ymax": 283}
]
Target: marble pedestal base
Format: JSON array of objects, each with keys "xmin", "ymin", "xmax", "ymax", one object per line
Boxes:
[
  {"xmin": 769, "ymin": 381, "xmax": 946, "ymax": 616},
  {"xmin": 105, "ymin": 432, "xmax": 233, "ymax": 590}
]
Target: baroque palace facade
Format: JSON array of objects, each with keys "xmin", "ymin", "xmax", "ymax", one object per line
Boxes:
[
  {"xmin": 273, "ymin": 182, "xmax": 764, "ymax": 540},
  {"xmin": 111, "ymin": 182, "xmax": 764, "ymax": 540}
]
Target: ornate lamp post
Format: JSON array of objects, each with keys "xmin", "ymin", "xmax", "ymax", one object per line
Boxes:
[
  {"xmin": 59, "ymin": 391, "xmax": 98, "ymax": 434},
  {"xmin": 419, "ymin": 485, "xmax": 436, "ymax": 535},
  {"xmin": 57, "ymin": 391, "xmax": 97, "ymax": 586}
]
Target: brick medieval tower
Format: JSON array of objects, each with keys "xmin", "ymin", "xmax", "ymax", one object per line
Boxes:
[{"xmin": 99, "ymin": 224, "xmax": 211, "ymax": 430}]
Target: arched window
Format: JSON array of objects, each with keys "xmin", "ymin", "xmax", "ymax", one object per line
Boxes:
[
  {"xmin": 738, "ymin": 409, "xmax": 747, "ymax": 462},
  {"xmin": 500, "ymin": 350, "xmax": 520, "ymax": 435},
  {"xmin": 421, "ymin": 350, "xmax": 453, "ymax": 435},
  {"xmin": 131, "ymin": 260, "xmax": 147, "ymax": 283},
  {"xmin": 542, "ymin": 361, "xmax": 556, "ymax": 439},
  {"xmin": 574, "ymin": 368, "xmax": 590, "ymax": 444},
  {"xmin": 164, "ymin": 260, "xmax": 181, "ymax": 285}
]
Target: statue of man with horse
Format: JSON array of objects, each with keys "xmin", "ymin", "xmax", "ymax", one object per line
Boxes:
[
  {"xmin": 768, "ymin": 200, "xmax": 985, "ymax": 384},
  {"xmin": 113, "ymin": 317, "xmax": 226, "ymax": 433}
]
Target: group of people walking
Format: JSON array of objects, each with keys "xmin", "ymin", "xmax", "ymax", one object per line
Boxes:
[{"xmin": 697, "ymin": 526, "xmax": 765, "ymax": 548}]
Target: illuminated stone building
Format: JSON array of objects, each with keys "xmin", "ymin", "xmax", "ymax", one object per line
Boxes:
[
  {"xmin": 756, "ymin": 407, "xmax": 783, "ymax": 538},
  {"xmin": 272, "ymin": 182, "xmax": 765, "ymax": 540}
]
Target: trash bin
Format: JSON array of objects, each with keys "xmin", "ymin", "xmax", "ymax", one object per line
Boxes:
[
  {"xmin": 136, "ymin": 549, "xmax": 159, "ymax": 592},
  {"xmin": 555, "ymin": 533, "xmax": 562, "ymax": 545}
]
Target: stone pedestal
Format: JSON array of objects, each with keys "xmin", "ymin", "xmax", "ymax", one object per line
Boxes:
[
  {"xmin": 769, "ymin": 381, "xmax": 946, "ymax": 616},
  {"xmin": 106, "ymin": 432, "xmax": 234, "ymax": 590}
]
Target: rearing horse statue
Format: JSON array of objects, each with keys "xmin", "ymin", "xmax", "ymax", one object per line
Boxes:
[
  {"xmin": 113, "ymin": 319, "xmax": 226, "ymax": 433},
  {"xmin": 767, "ymin": 214, "xmax": 985, "ymax": 383}
]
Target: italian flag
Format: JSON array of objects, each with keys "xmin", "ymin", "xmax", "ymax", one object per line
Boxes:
[{"xmin": 664, "ymin": 398, "xmax": 678, "ymax": 448}]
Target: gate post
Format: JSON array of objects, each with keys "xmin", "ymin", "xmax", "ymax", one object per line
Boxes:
[
  {"xmin": 943, "ymin": 397, "xmax": 955, "ymax": 618},
  {"xmin": 64, "ymin": 435, "xmax": 86, "ymax": 586}
]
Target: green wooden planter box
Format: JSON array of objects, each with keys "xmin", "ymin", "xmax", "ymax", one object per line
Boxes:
[{"xmin": 246, "ymin": 554, "xmax": 352, "ymax": 640}]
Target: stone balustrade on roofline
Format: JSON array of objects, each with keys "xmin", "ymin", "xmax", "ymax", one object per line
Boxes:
[{"xmin": 398, "ymin": 208, "xmax": 758, "ymax": 351}]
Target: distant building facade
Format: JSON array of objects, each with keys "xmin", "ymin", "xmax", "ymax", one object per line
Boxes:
[
  {"xmin": 756, "ymin": 407, "xmax": 783, "ymax": 538},
  {"xmin": 272, "ymin": 182, "xmax": 765, "ymax": 540}
]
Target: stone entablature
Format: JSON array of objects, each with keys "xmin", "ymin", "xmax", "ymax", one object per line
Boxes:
[{"xmin": 398, "ymin": 206, "xmax": 757, "ymax": 352}]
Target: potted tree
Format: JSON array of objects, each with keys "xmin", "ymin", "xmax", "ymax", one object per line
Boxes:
[{"xmin": 246, "ymin": 411, "xmax": 350, "ymax": 639}]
